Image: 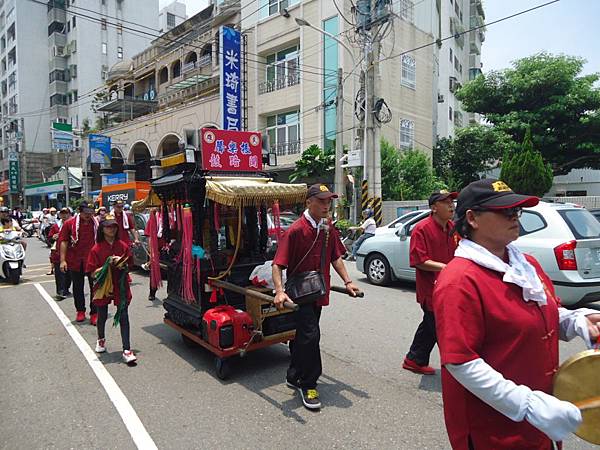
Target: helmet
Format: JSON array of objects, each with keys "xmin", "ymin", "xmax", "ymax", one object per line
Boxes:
[
  {"xmin": 0, "ymin": 206, "xmax": 9, "ymax": 213},
  {"xmin": 362, "ymin": 208, "xmax": 374, "ymax": 217},
  {"xmin": 124, "ymin": 204, "xmax": 131, "ymax": 210},
  {"xmin": 43, "ymin": 208, "xmax": 49, "ymax": 213},
  {"xmin": 49, "ymin": 207, "xmax": 57, "ymax": 212}
]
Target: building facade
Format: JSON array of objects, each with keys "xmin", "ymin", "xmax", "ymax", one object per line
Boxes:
[
  {"xmin": 158, "ymin": 0, "xmax": 187, "ymax": 34},
  {"xmin": 412, "ymin": 0, "xmax": 485, "ymax": 139},
  {"xmin": 97, "ymin": 0, "xmax": 435, "ymax": 188},
  {"xmin": 0, "ymin": 0, "xmax": 157, "ymax": 207}
]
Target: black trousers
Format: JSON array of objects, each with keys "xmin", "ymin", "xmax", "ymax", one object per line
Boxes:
[
  {"xmin": 53, "ymin": 263, "xmax": 71, "ymax": 296},
  {"xmin": 97, "ymin": 304, "xmax": 131, "ymax": 351},
  {"xmin": 288, "ymin": 303, "xmax": 322, "ymax": 389},
  {"xmin": 70, "ymin": 261, "xmax": 95, "ymax": 314},
  {"xmin": 406, "ymin": 308, "xmax": 437, "ymax": 366}
]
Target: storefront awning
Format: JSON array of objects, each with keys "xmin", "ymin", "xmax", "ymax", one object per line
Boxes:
[{"xmin": 205, "ymin": 177, "xmax": 307, "ymax": 207}]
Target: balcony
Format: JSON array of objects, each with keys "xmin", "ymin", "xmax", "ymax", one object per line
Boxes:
[
  {"xmin": 469, "ymin": 32, "xmax": 481, "ymax": 55},
  {"xmin": 47, "ymin": 6, "xmax": 66, "ymax": 25},
  {"xmin": 272, "ymin": 140, "xmax": 301, "ymax": 157},
  {"xmin": 469, "ymin": 68, "xmax": 482, "ymax": 81},
  {"xmin": 48, "ymin": 31, "xmax": 66, "ymax": 48},
  {"xmin": 450, "ymin": 17, "xmax": 465, "ymax": 49},
  {"xmin": 49, "ymin": 55, "xmax": 67, "ymax": 71},
  {"xmin": 259, "ymin": 72, "xmax": 300, "ymax": 95},
  {"xmin": 96, "ymin": 95, "xmax": 158, "ymax": 121},
  {"xmin": 198, "ymin": 53, "xmax": 212, "ymax": 68},
  {"xmin": 49, "ymin": 80, "xmax": 67, "ymax": 96},
  {"xmin": 49, "ymin": 104, "xmax": 68, "ymax": 118},
  {"xmin": 470, "ymin": 14, "xmax": 485, "ymax": 30},
  {"xmin": 470, "ymin": 0, "xmax": 485, "ymax": 19},
  {"xmin": 453, "ymin": 110, "xmax": 464, "ymax": 127},
  {"xmin": 159, "ymin": 74, "xmax": 219, "ymax": 108}
]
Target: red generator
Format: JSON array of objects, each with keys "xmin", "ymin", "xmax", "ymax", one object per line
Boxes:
[{"xmin": 201, "ymin": 306, "xmax": 254, "ymax": 350}]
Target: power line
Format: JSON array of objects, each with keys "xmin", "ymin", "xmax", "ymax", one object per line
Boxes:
[{"xmin": 379, "ymin": 0, "xmax": 561, "ymax": 65}]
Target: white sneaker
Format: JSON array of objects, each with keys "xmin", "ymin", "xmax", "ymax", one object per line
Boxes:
[
  {"xmin": 122, "ymin": 350, "xmax": 137, "ymax": 364},
  {"xmin": 95, "ymin": 339, "xmax": 106, "ymax": 353}
]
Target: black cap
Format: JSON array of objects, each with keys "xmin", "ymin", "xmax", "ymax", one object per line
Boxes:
[
  {"xmin": 428, "ymin": 190, "xmax": 458, "ymax": 206},
  {"xmin": 455, "ymin": 178, "xmax": 539, "ymax": 220},
  {"xmin": 78, "ymin": 201, "xmax": 95, "ymax": 214},
  {"xmin": 307, "ymin": 184, "xmax": 338, "ymax": 200},
  {"xmin": 112, "ymin": 200, "xmax": 125, "ymax": 206}
]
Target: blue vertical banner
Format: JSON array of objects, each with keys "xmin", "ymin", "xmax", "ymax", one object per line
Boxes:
[
  {"xmin": 220, "ymin": 26, "xmax": 242, "ymax": 130},
  {"xmin": 89, "ymin": 134, "xmax": 112, "ymax": 165}
]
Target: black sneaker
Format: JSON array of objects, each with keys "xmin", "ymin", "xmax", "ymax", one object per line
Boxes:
[
  {"xmin": 54, "ymin": 294, "xmax": 66, "ymax": 301},
  {"xmin": 148, "ymin": 295, "xmax": 156, "ymax": 302},
  {"xmin": 64, "ymin": 291, "xmax": 72, "ymax": 297},
  {"xmin": 286, "ymin": 378, "xmax": 300, "ymax": 390},
  {"xmin": 300, "ymin": 388, "xmax": 321, "ymax": 410}
]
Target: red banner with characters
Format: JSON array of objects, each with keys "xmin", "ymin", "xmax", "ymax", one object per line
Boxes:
[{"xmin": 200, "ymin": 128, "xmax": 263, "ymax": 171}]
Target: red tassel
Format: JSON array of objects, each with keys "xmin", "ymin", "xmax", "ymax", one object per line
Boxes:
[
  {"xmin": 180, "ymin": 207, "xmax": 195, "ymax": 303},
  {"xmin": 272, "ymin": 200, "xmax": 283, "ymax": 237},
  {"xmin": 213, "ymin": 202, "xmax": 220, "ymax": 231},
  {"xmin": 147, "ymin": 211, "xmax": 163, "ymax": 290},
  {"xmin": 209, "ymin": 285, "xmax": 218, "ymax": 303}
]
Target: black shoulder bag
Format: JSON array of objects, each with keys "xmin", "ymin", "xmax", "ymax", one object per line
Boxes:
[{"xmin": 284, "ymin": 223, "xmax": 329, "ymax": 305}]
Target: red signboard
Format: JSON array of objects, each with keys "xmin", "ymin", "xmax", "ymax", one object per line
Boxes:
[{"xmin": 200, "ymin": 128, "xmax": 262, "ymax": 172}]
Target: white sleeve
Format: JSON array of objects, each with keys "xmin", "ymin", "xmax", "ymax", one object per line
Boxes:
[
  {"xmin": 447, "ymin": 358, "xmax": 582, "ymax": 442},
  {"xmin": 558, "ymin": 306, "xmax": 597, "ymax": 348}
]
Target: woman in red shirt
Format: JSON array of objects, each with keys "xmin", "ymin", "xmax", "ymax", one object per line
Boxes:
[
  {"xmin": 86, "ymin": 214, "xmax": 137, "ymax": 364},
  {"xmin": 433, "ymin": 179, "xmax": 600, "ymax": 449}
]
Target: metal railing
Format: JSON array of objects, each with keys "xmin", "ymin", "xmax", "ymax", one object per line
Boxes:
[
  {"xmin": 258, "ymin": 72, "xmax": 300, "ymax": 95},
  {"xmin": 272, "ymin": 140, "xmax": 301, "ymax": 156},
  {"xmin": 198, "ymin": 54, "xmax": 212, "ymax": 67}
]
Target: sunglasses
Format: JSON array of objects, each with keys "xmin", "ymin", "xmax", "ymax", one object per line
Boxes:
[{"xmin": 474, "ymin": 207, "xmax": 523, "ymax": 218}]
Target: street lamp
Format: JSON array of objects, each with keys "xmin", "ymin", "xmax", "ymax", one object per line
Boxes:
[{"xmin": 295, "ymin": 17, "xmax": 356, "ymax": 217}]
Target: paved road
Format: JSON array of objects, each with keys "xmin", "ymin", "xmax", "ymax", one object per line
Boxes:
[{"xmin": 1, "ymin": 238, "xmax": 597, "ymax": 449}]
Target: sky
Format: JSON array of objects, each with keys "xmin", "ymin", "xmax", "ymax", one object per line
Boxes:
[
  {"xmin": 479, "ymin": 0, "xmax": 599, "ymax": 75},
  {"xmin": 160, "ymin": 0, "xmax": 600, "ymax": 76}
]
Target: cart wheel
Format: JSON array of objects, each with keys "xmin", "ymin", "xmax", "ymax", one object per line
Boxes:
[
  {"xmin": 215, "ymin": 357, "xmax": 230, "ymax": 380},
  {"xmin": 181, "ymin": 334, "xmax": 197, "ymax": 348}
]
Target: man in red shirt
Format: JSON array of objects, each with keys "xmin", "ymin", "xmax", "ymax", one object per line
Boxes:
[
  {"xmin": 111, "ymin": 200, "xmax": 140, "ymax": 246},
  {"xmin": 434, "ymin": 178, "xmax": 600, "ymax": 449},
  {"xmin": 272, "ymin": 184, "xmax": 359, "ymax": 410},
  {"xmin": 60, "ymin": 201, "xmax": 98, "ymax": 324},
  {"xmin": 403, "ymin": 190, "xmax": 458, "ymax": 375}
]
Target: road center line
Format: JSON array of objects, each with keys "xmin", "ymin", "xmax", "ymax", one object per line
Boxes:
[{"xmin": 34, "ymin": 283, "xmax": 157, "ymax": 450}]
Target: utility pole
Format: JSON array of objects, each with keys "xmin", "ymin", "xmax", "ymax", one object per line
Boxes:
[
  {"xmin": 19, "ymin": 117, "xmax": 27, "ymax": 210},
  {"xmin": 334, "ymin": 68, "xmax": 344, "ymax": 216},
  {"xmin": 64, "ymin": 149, "xmax": 70, "ymax": 207}
]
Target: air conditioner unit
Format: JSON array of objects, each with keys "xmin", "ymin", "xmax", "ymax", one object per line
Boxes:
[
  {"xmin": 449, "ymin": 76, "xmax": 461, "ymax": 93},
  {"xmin": 101, "ymin": 70, "xmax": 108, "ymax": 80}
]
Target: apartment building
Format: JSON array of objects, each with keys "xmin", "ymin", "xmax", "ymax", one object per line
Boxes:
[
  {"xmin": 95, "ymin": 0, "xmax": 434, "ymax": 185},
  {"xmin": 96, "ymin": 1, "xmax": 239, "ymax": 183},
  {"xmin": 0, "ymin": 0, "xmax": 157, "ymax": 206},
  {"xmin": 158, "ymin": 0, "xmax": 187, "ymax": 34},
  {"xmin": 413, "ymin": 0, "xmax": 485, "ymax": 139}
]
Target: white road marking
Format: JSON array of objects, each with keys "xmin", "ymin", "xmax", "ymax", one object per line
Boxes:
[
  {"xmin": 34, "ymin": 283, "xmax": 157, "ymax": 450},
  {"xmin": 0, "ymin": 280, "xmax": 54, "ymax": 289}
]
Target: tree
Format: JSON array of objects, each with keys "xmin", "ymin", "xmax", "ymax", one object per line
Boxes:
[
  {"xmin": 381, "ymin": 139, "xmax": 443, "ymax": 200},
  {"xmin": 433, "ymin": 125, "xmax": 515, "ymax": 190},
  {"xmin": 289, "ymin": 144, "xmax": 334, "ymax": 183},
  {"xmin": 500, "ymin": 128, "xmax": 553, "ymax": 197},
  {"xmin": 457, "ymin": 53, "xmax": 600, "ymax": 174}
]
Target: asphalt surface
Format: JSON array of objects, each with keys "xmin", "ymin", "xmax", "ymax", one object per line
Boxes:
[{"xmin": 1, "ymin": 237, "xmax": 598, "ymax": 449}]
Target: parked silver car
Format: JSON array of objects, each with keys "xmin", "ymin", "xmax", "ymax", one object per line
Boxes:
[{"xmin": 356, "ymin": 202, "xmax": 600, "ymax": 306}]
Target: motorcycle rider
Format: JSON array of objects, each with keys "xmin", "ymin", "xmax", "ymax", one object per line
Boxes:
[{"xmin": 0, "ymin": 206, "xmax": 26, "ymax": 251}]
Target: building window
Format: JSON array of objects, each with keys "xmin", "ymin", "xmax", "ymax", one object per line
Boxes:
[
  {"xmin": 454, "ymin": 55, "xmax": 460, "ymax": 72},
  {"xmin": 102, "ymin": 42, "xmax": 107, "ymax": 54},
  {"xmin": 50, "ymin": 94, "xmax": 66, "ymax": 107},
  {"xmin": 117, "ymin": 46, "xmax": 123, "ymax": 59},
  {"xmin": 259, "ymin": 45, "xmax": 299, "ymax": 94},
  {"xmin": 167, "ymin": 12, "xmax": 176, "ymax": 28},
  {"xmin": 67, "ymin": 21, "xmax": 71, "ymax": 33},
  {"xmin": 259, "ymin": 0, "xmax": 300, "ymax": 19},
  {"xmin": 323, "ymin": 16, "xmax": 338, "ymax": 151},
  {"xmin": 449, "ymin": 106, "xmax": 453, "ymax": 121},
  {"xmin": 101, "ymin": 18, "xmax": 107, "ymax": 30},
  {"xmin": 398, "ymin": 0, "xmax": 414, "ymax": 22},
  {"xmin": 73, "ymin": 90, "xmax": 78, "ymax": 102},
  {"xmin": 72, "ymin": 16, "xmax": 76, "ymax": 28},
  {"xmin": 449, "ymin": 48, "xmax": 453, "ymax": 63},
  {"xmin": 49, "ymin": 69, "xmax": 65, "ymax": 83},
  {"xmin": 401, "ymin": 54, "xmax": 416, "ymax": 89},
  {"xmin": 399, "ymin": 119, "xmax": 414, "ymax": 150},
  {"xmin": 266, "ymin": 111, "xmax": 300, "ymax": 156}
]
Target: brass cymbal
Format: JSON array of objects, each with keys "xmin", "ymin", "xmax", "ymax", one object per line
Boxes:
[{"xmin": 553, "ymin": 349, "xmax": 600, "ymax": 444}]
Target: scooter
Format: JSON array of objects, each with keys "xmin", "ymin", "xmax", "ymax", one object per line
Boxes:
[
  {"xmin": 0, "ymin": 230, "xmax": 25, "ymax": 284},
  {"xmin": 22, "ymin": 218, "xmax": 38, "ymax": 238}
]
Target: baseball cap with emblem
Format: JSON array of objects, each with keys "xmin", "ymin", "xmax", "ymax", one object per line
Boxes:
[
  {"xmin": 307, "ymin": 184, "xmax": 339, "ymax": 200},
  {"xmin": 100, "ymin": 213, "xmax": 118, "ymax": 227},
  {"xmin": 428, "ymin": 189, "xmax": 458, "ymax": 206},
  {"xmin": 78, "ymin": 201, "xmax": 95, "ymax": 214},
  {"xmin": 454, "ymin": 178, "xmax": 539, "ymax": 220}
]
